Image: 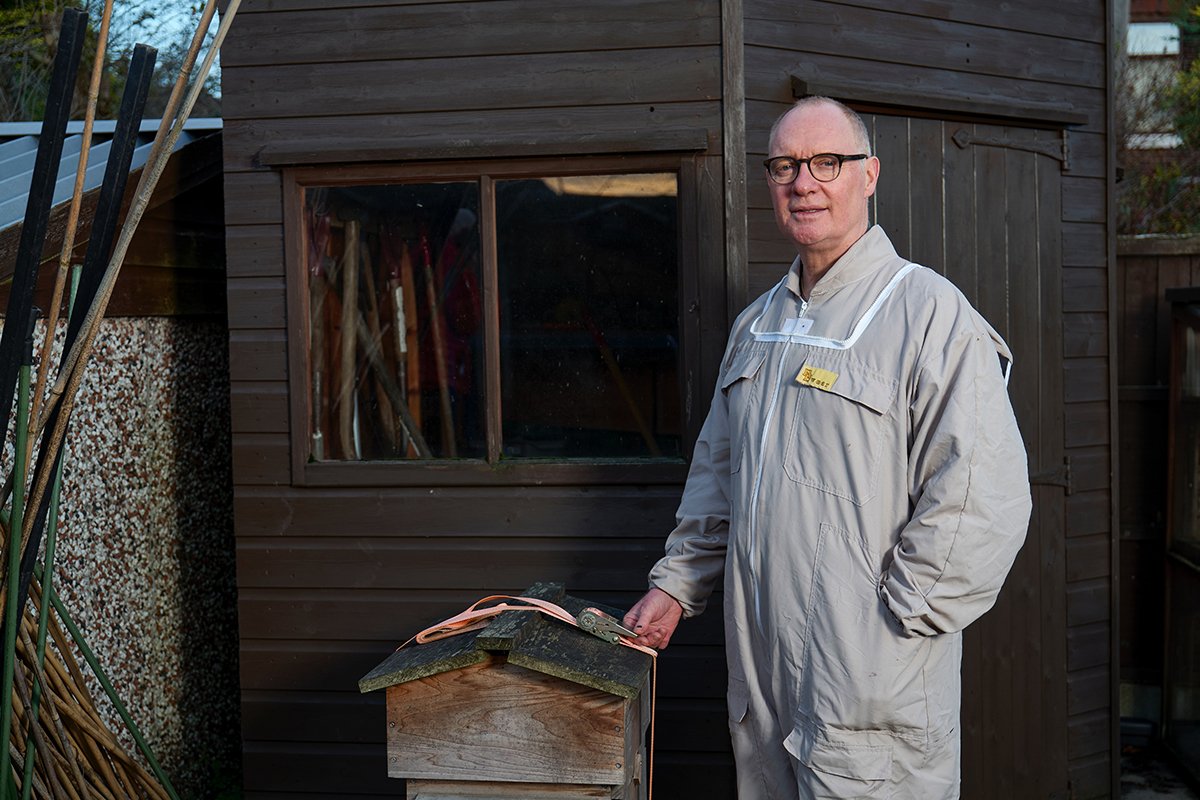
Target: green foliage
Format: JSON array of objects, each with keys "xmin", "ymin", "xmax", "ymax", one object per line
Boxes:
[
  {"xmin": 1118, "ymin": 1, "xmax": 1200, "ymax": 234},
  {"xmin": 0, "ymin": 0, "xmax": 220, "ymax": 122}
]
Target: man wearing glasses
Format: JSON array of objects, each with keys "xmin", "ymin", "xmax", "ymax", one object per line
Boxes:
[{"xmin": 624, "ymin": 96, "xmax": 1031, "ymax": 799}]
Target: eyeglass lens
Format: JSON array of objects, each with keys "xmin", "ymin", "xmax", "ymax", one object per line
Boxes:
[{"xmin": 767, "ymin": 155, "xmax": 844, "ymax": 184}]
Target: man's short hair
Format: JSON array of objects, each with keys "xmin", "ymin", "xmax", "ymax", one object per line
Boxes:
[{"xmin": 767, "ymin": 96, "xmax": 873, "ymax": 156}]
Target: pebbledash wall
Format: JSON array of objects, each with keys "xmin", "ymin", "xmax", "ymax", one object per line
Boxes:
[{"xmin": 1, "ymin": 315, "xmax": 241, "ymax": 799}]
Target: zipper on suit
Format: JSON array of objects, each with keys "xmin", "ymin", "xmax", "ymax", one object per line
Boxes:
[{"xmin": 747, "ymin": 297, "xmax": 808, "ymax": 630}]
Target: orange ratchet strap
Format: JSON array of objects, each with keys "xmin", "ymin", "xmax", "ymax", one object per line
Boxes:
[{"xmin": 398, "ymin": 595, "xmax": 658, "ymax": 799}]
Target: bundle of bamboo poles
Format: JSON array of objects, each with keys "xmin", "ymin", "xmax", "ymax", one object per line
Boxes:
[{"xmin": 0, "ymin": 0, "xmax": 240, "ymax": 796}]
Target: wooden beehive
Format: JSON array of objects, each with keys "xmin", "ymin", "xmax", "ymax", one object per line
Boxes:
[{"xmin": 359, "ymin": 583, "xmax": 653, "ymax": 800}]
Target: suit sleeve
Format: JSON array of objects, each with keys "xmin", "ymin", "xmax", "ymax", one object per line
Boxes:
[
  {"xmin": 647, "ymin": 371, "xmax": 733, "ymax": 619},
  {"xmin": 878, "ymin": 324, "xmax": 1032, "ymax": 637}
]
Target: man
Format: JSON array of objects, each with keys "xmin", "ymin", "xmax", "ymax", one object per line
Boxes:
[{"xmin": 622, "ymin": 96, "xmax": 1031, "ymax": 799}]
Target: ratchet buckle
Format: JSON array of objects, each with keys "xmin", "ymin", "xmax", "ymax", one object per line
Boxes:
[{"xmin": 577, "ymin": 607, "xmax": 638, "ymax": 644}]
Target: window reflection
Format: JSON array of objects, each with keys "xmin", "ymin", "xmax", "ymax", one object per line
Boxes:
[
  {"xmin": 304, "ymin": 183, "xmax": 483, "ymax": 460},
  {"xmin": 497, "ymin": 173, "xmax": 680, "ymax": 459},
  {"xmin": 302, "ymin": 171, "xmax": 680, "ymax": 463}
]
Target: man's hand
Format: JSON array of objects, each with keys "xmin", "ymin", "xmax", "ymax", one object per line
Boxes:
[{"xmin": 623, "ymin": 587, "xmax": 683, "ymax": 649}]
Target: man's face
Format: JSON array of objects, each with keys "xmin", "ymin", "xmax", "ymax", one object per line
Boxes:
[{"xmin": 767, "ymin": 103, "xmax": 880, "ymax": 265}]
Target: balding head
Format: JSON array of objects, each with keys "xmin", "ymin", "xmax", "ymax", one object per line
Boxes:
[{"xmin": 768, "ymin": 96, "xmax": 872, "ymax": 157}]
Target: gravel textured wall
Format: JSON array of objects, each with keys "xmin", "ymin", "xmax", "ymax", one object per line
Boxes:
[{"xmin": 29, "ymin": 316, "xmax": 239, "ymax": 799}]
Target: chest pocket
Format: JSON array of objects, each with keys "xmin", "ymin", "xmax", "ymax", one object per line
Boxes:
[
  {"xmin": 783, "ymin": 353, "xmax": 897, "ymax": 505},
  {"xmin": 719, "ymin": 347, "xmax": 768, "ymax": 475}
]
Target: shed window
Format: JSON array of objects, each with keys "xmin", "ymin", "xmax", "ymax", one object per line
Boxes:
[{"xmin": 297, "ymin": 166, "xmax": 681, "ymax": 465}]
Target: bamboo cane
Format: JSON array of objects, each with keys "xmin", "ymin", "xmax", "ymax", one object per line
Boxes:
[
  {"xmin": 45, "ymin": 590, "xmax": 178, "ymax": 800},
  {"xmin": 28, "ymin": 0, "xmax": 114, "ymax": 448},
  {"xmin": 353, "ymin": 315, "xmax": 431, "ymax": 457},
  {"xmin": 359, "ymin": 245, "xmax": 398, "ymax": 451},
  {"xmin": 419, "ymin": 232, "xmax": 455, "ymax": 456},
  {"xmin": 338, "ymin": 219, "xmax": 360, "ymax": 459},
  {"xmin": 22, "ymin": 268, "xmax": 77, "ymax": 800},
  {"xmin": 13, "ymin": 655, "xmax": 65, "ymax": 800}
]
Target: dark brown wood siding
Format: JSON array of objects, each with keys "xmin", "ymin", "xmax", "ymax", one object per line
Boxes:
[
  {"xmin": 742, "ymin": 0, "xmax": 1113, "ymax": 797},
  {"xmin": 222, "ymin": 1, "xmax": 729, "ymax": 796}
]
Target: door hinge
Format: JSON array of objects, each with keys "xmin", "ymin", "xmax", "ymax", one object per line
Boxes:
[
  {"xmin": 1030, "ymin": 456, "xmax": 1072, "ymax": 495},
  {"xmin": 952, "ymin": 128, "xmax": 1070, "ymax": 172}
]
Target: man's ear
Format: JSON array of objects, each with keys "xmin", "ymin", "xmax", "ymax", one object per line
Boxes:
[{"xmin": 864, "ymin": 156, "xmax": 880, "ymax": 199}]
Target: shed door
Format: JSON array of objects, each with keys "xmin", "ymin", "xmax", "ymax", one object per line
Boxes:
[{"xmin": 868, "ymin": 114, "xmax": 1070, "ymax": 799}]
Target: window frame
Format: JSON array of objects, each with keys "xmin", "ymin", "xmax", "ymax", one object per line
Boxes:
[{"xmin": 282, "ymin": 154, "xmax": 703, "ymax": 487}]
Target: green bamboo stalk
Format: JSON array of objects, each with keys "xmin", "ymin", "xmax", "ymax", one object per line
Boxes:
[
  {"xmin": 22, "ymin": 265, "xmax": 81, "ymax": 800},
  {"xmin": 46, "ymin": 589, "xmax": 179, "ymax": 800},
  {"xmin": 2, "ymin": 338, "xmax": 33, "ymax": 799}
]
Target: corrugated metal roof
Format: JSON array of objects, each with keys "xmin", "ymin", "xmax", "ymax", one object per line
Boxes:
[{"xmin": 0, "ymin": 117, "xmax": 222, "ymax": 233}]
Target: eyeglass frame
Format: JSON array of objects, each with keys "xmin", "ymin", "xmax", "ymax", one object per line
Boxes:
[{"xmin": 762, "ymin": 153, "xmax": 870, "ymax": 185}]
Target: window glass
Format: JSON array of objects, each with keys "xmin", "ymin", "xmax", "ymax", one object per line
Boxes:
[
  {"xmin": 496, "ymin": 174, "xmax": 680, "ymax": 458},
  {"xmin": 301, "ymin": 170, "xmax": 680, "ymax": 463},
  {"xmin": 304, "ymin": 183, "xmax": 484, "ymax": 460}
]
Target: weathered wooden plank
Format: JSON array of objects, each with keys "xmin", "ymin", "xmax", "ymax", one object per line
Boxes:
[
  {"xmin": 1118, "ymin": 253, "xmax": 1160, "ymax": 386},
  {"xmin": 1065, "ymin": 491, "xmax": 1109, "ymax": 538},
  {"xmin": 231, "ymin": 486, "xmax": 680, "ymax": 538},
  {"xmin": 906, "ymin": 117, "xmax": 946, "ymax": 271},
  {"xmin": 1069, "ymin": 446, "xmax": 1109, "ymax": 494},
  {"xmin": 241, "ymin": 741, "xmax": 403, "ymax": 796},
  {"xmin": 747, "ymin": 3, "xmax": 1105, "ymax": 89},
  {"xmin": 1067, "ymin": 666, "xmax": 1109, "ymax": 716},
  {"xmin": 1118, "ymin": 233, "xmax": 1200, "ymax": 256},
  {"xmin": 232, "ymin": 432, "xmax": 291, "ymax": 485},
  {"xmin": 243, "ymin": 690, "xmax": 381, "ymax": 743},
  {"xmin": 1066, "ymin": 579, "xmax": 1108, "ymax": 627},
  {"xmin": 1064, "ymin": 312, "xmax": 1107, "ymax": 359},
  {"xmin": 1067, "ymin": 708, "xmax": 1109, "ymax": 760},
  {"xmin": 1063, "ymin": 357, "xmax": 1107, "ymax": 404},
  {"xmin": 1064, "ymin": 402, "xmax": 1108, "ymax": 448},
  {"xmin": 870, "ymin": 114, "xmax": 912, "ymax": 261},
  {"xmin": 225, "ymin": 0, "xmax": 720, "ymax": 67},
  {"xmin": 1066, "ymin": 535, "xmax": 1108, "ymax": 583},
  {"xmin": 229, "ymin": 329, "xmax": 288, "ymax": 382},
  {"xmin": 226, "ymin": 224, "xmax": 285, "ymax": 278},
  {"xmin": 1062, "ymin": 223, "xmax": 1107, "ymax": 268},
  {"xmin": 223, "ymin": 48, "xmax": 721, "ymax": 121},
  {"xmin": 816, "ymin": 0, "xmax": 1105, "ymax": 43},
  {"xmin": 1064, "ymin": 268, "xmax": 1108, "ymax": 314},
  {"xmin": 1066, "ymin": 621, "xmax": 1109, "ymax": 670},
  {"xmin": 406, "ymin": 780, "xmax": 613, "ymax": 799},
  {"xmin": 382, "ymin": 659, "xmax": 627, "ymax": 785},
  {"xmin": 235, "ymin": 537, "xmax": 676, "ymax": 590},
  {"xmin": 1067, "ymin": 752, "xmax": 1112, "ymax": 800},
  {"xmin": 228, "ymin": 277, "xmax": 287, "ymax": 330},
  {"xmin": 1062, "ymin": 176, "xmax": 1106, "ymax": 223},
  {"xmin": 231, "ymin": 381, "xmax": 290, "ymax": 433},
  {"xmin": 224, "ymin": 170, "xmax": 283, "ymax": 226},
  {"xmin": 222, "ymin": 104, "xmax": 721, "ymax": 171}
]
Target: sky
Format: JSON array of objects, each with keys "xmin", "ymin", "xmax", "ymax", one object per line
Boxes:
[{"xmin": 84, "ymin": 0, "xmax": 223, "ymax": 98}]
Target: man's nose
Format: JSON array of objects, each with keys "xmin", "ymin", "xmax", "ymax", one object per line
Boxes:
[{"xmin": 791, "ymin": 165, "xmax": 821, "ymax": 192}]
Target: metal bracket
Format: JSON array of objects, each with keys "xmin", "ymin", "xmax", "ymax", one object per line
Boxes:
[
  {"xmin": 1030, "ymin": 456, "xmax": 1072, "ymax": 495},
  {"xmin": 951, "ymin": 128, "xmax": 1071, "ymax": 172}
]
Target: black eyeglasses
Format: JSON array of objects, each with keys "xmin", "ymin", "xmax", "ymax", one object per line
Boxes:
[{"xmin": 763, "ymin": 153, "xmax": 869, "ymax": 184}]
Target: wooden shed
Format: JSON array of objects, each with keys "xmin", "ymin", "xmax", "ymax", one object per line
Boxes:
[{"xmin": 220, "ymin": 1, "xmax": 1119, "ymax": 797}]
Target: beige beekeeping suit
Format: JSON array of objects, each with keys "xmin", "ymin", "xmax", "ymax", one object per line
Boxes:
[{"xmin": 648, "ymin": 226, "xmax": 1032, "ymax": 800}]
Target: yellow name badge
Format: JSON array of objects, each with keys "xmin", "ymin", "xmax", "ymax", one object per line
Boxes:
[{"xmin": 796, "ymin": 364, "xmax": 839, "ymax": 391}]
